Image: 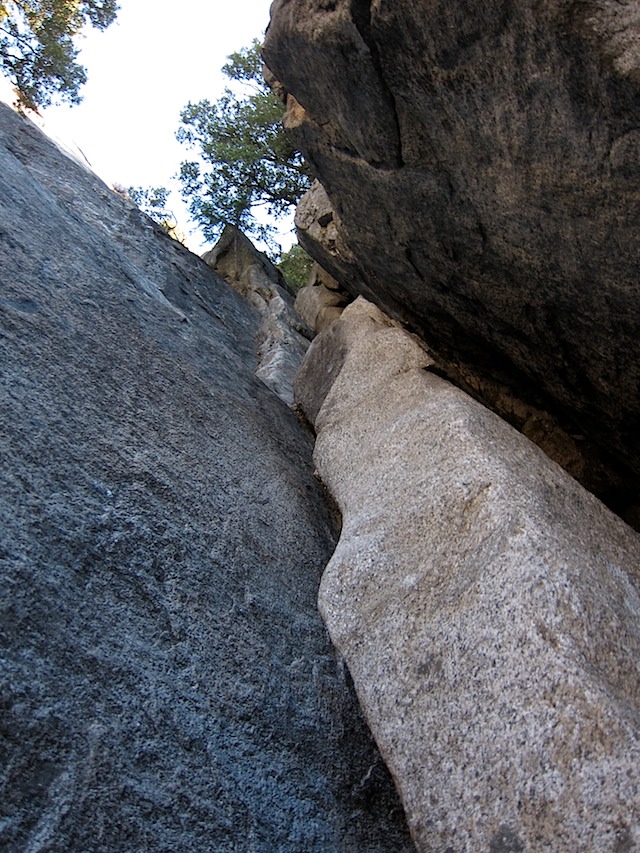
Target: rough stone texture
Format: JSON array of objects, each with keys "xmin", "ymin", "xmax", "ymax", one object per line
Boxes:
[
  {"xmin": 263, "ymin": 0, "xmax": 640, "ymax": 484},
  {"xmin": 0, "ymin": 103, "xmax": 414, "ymax": 852},
  {"xmin": 309, "ymin": 261, "xmax": 341, "ymax": 292},
  {"xmin": 294, "ymin": 282, "xmax": 348, "ymax": 334},
  {"xmin": 202, "ymin": 224, "xmax": 310, "ymax": 406},
  {"xmin": 292, "ymin": 182, "xmax": 364, "ymax": 299},
  {"xmin": 295, "ymin": 297, "xmax": 640, "ymax": 853}
]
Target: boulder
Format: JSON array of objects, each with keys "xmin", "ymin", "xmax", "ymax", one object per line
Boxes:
[
  {"xmin": 263, "ymin": 0, "xmax": 640, "ymax": 485},
  {"xmin": 295, "ymin": 297, "xmax": 640, "ymax": 852},
  {"xmin": 309, "ymin": 262, "xmax": 341, "ymax": 292},
  {"xmin": 294, "ymin": 282, "xmax": 348, "ymax": 334},
  {"xmin": 0, "ymin": 103, "xmax": 414, "ymax": 852}
]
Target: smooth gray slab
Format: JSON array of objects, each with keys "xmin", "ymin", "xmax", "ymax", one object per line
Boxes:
[{"xmin": 0, "ymin": 103, "xmax": 413, "ymax": 852}]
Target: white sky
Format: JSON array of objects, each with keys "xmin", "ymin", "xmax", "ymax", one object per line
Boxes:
[{"xmin": 1, "ymin": 0, "xmax": 291, "ymax": 253}]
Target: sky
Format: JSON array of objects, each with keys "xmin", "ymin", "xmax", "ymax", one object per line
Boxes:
[{"xmin": 1, "ymin": 0, "xmax": 287, "ymax": 253}]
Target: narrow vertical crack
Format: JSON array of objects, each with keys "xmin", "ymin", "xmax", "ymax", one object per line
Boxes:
[{"xmin": 349, "ymin": 0, "xmax": 405, "ymax": 168}]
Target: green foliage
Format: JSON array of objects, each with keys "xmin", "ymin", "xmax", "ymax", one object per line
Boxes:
[
  {"xmin": 177, "ymin": 39, "xmax": 312, "ymax": 249},
  {"xmin": 0, "ymin": 0, "xmax": 118, "ymax": 111},
  {"xmin": 128, "ymin": 185, "xmax": 171, "ymax": 222},
  {"xmin": 277, "ymin": 243, "xmax": 313, "ymax": 292},
  {"xmin": 127, "ymin": 184, "xmax": 185, "ymax": 243}
]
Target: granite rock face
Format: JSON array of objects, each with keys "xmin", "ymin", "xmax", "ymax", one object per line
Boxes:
[
  {"xmin": 0, "ymin": 103, "xmax": 413, "ymax": 852},
  {"xmin": 295, "ymin": 297, "xmax": 640, "ymax": 852},
  {"xmin": 202, "ymin": 224, "xmax": 310, "ymax": 406},
  {"xmin": 294, "ymin": 280, "xmax": 348, "ymax": 334},
  {"xmin": 263, "ymin": 0, "xmax": 640, "ymax": 482}
]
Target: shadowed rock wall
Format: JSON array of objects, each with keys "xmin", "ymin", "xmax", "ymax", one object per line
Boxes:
[
  {"xmin": 263, "ymin": 0, "xmax": 640, "ymax": 485},
  {"xmin": 0, "ymin": 103, "xmax": 413, "ymax": 852}
]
